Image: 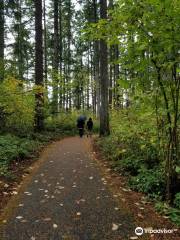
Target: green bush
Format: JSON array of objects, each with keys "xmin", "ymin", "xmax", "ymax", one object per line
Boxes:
[
  {"xmin": 174, "ymin": 193, "xmax": 180, "ymax": 209},
  {"xmin": 155, "ymin": 202, "xmax": 180, "ymax": 226},
  {"xmin": 129, "ymin": 168, "xmax": 165, "ymax": 197},
  {"xmin": 96, "ymin": 109, "xmax": 165, "ymax": 199},
  {"xmin": 0, "ymin": 77, "xmax": 34, "ymax": 134},
  {"xmin": 0, "ymin": 134, "xmax": 41, "ymax": 177},
  {"xmin": 45, "ymin": 111, "xmax": 98, "ymax": 136},
  {"xmin": 0, "ymin": 134, "xmax": 38, "ymax": 163}
]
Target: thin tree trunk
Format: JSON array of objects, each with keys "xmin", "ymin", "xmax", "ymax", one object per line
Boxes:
[
  {"xmin": 99, "ymin": 0, "xmax": 110, "ymax": 136},
  {"xmin": 0, "ymin": 0, "xmax": 4, "ymax": 82},
  {"xmin": 93, "ymin": 0, "xmax": 100, "ymax": 116},
  {"xmin": 52, "ymin": 0, "xmax": 59, "ymax": 115},
  {"xmin": 59, "ymin": 0, "xmax": 63, "ymax": 109},
  {"xmin": 67, "ymin": 0, "xmax": 71, "ymax": 110},
  {"xmin": 34, "ymin": 0, "xmax": 44, "ymax": 131},
  {"xmin": 43, "ymin": 0, "xmax": 48, "ymax": 91}
]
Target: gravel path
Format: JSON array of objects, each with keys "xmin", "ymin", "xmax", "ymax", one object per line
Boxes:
[{"xmin": 0, "ymin": 137, "xmax": 135, "ymax": 240}]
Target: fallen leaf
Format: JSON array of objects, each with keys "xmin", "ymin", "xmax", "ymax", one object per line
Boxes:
[
  {"xmin": 113, "ymin": 195, "xmax": 118, "ymax": 198},
  {"xmin": 11, "ymin": 191, "xmax": 18, "ymax": 195},
  {"xmin": 21, "ymin": 219, "xmax": 28, "ymax": 223},
  {"xmin": 122, "ymin": 188, "xmax": 128, "ymax": 192},
  {"xmin": 53, "ymin": 224, "xmax": 58, "ymax": 228},
  {"xmin": 16, "ymin": 216, "xmax": 23, "ymax": 219},
  {"xmin": 43, "ymin": 218, "xmax": 51, "ymax": 221},
  {"xmin": 135, "ymin": 202, "xmax": 140, "ymax": 206},
  {"xmin": 112, "ymin": 223, "xmax": 119, "ymax": 231}
]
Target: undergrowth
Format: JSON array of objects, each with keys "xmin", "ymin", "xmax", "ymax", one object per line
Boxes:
[{"xmin": 95, "ymin": 109, "xmax": 180, "ymax": 226}]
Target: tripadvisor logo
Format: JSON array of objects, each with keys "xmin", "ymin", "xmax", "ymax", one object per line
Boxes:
[{"xmin": 135, "ymin": 227, "xmax": 144, "ymax": 236}]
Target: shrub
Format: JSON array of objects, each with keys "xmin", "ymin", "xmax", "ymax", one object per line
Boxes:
[
  {"xmin": 129, "ymin": 168, "xmax": 165, "ymax": 197},
  {"xmin": 174, "ymin": 193, "xmax": 180, "ymax": 209}
]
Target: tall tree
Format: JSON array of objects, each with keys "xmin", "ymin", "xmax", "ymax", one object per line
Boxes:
[
  {"xmin": 0, "ymin": 0, "xmax": 4, "ymax": 82},
  {"xmin": 99, "ymin": 0, "xmax": 110, "ymax": 136},
  {"xmin": 52, "ymin": 0, "xmax": 59, "ymax": 114},
  {"xmin": 43, "ymin": 0, "xmax": 48, "ymax": 90},
  {"xmin": 34, "ymin": 0, "xmax": 44, "ymax": 131},
  {"xmin": 92, "ymin": 0, "xmax": 100, "ymax": 116}
]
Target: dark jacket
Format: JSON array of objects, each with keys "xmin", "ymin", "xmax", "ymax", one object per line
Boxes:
[
  {"xmin": 87, "ymin": 119, "xmax": 93, "ymax": 130},
  {"xmin": 77, "ymin": 120, "xmax": 85, "ymax": 128}
]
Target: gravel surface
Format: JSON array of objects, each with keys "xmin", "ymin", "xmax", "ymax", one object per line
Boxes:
[{"xmin": 0, "ymin": 137, "xmax": 135, "ymax": 240}]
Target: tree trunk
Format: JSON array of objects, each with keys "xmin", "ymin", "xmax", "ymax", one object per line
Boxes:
[
  {"xmin": 99, "ymin": 0, "xmax": 110, "ymax": 136},
  {"xmin": 0, "ymin": 0, "xmax": 4, "ymax": 82},
  {"xmin": 52, "ymin": 0, "xmax": 59, "ymax": 115},
  {"xmin": 17, "ymin": 0, "xmax": 23, "ymax": 80},
  {"xmin": 43, "ymin": 0, "xmax": 48, "ymax": 91},
  {"xmin": 59, "ymin": 0, "xmax": 63, "ymax": 109},
  {"xmin": 92, "ymin": 0, "xmax": 100, "ymax": 116},
  {"xmin": 34, "ymin": 0, "xmax": 44, "ymax": 131}
]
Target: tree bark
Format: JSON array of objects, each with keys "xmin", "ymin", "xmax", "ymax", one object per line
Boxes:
[
  {"xmin": 34, "ymin": 0, "xmax": 44, "ymax": 131},
  {"xmin": 52, "ymin": 0, "xmax": 59, "ymax": 115},
  {"xmin": 99, "ymin": 0, "xmax": 110, "ymax": 136},
  {"xmin": 92, "ymin": 0, "xmax": 100, "ymax": 116},
  {"xmin": 43, "ymin": 0, "xmax": 48, "ymax": 91},
  {"xmin": 0, "ymin": 0, "xmax": 4, "ymax": 82}
]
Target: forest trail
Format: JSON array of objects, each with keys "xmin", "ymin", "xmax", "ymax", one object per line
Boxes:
[{"xmin": 0, "ymin": 136, "xmax": 136, "ymax": 240}]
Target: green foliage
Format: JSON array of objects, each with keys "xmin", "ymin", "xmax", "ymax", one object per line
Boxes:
[
  {"xmin": 155, "ymin": 202, "xmax": 180, "ymax": 226},
  {"xmin": 45, "ymin": 111, "xmax": 98, "ymax": 135},
  {"xmin": 174, "ymin": 193, "xmax": 180, "ymax": 209},
  {"xmin": 0, "ymin": 134, "xmax": 39, "ymax": 164},
  {"xmin": 0, "ymin": 77, "xmax": 34, "ymax": 134},
  {"xmin": 0, "ymin": 134, "xmax": 41, "ymax": 178},
  {"xmin": 45, "ymin": 112, "xmax": 79, "ymax": 135},
  {"xmin": 129, "ymin": 168, "xmax": 165, "ymax": 197},
  {"xmin": 96, "ymin": 107, "xmax": 165, "ymax": 198}
]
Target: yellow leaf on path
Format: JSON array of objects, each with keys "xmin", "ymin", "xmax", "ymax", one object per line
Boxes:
[
  {"xmin": 112, "ymin": 223, "xmax": 119, "ymax": 231},
  {"xmin": 53, "ymin": 224, "xmax": 58, "ymax": 228}
]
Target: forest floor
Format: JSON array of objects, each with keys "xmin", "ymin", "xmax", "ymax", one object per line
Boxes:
[{"xmin": 0, "ymin": 136, "xmax": 179, "ymax": 240}]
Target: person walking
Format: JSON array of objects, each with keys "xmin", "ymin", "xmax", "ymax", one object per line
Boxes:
[
  {"xmin": 77, "ymin": 117, "xmax": 85, "ymax": 138},
  {"xmin": 86, "ymin": 117, "xmax": 93, "ymax": 137}
]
